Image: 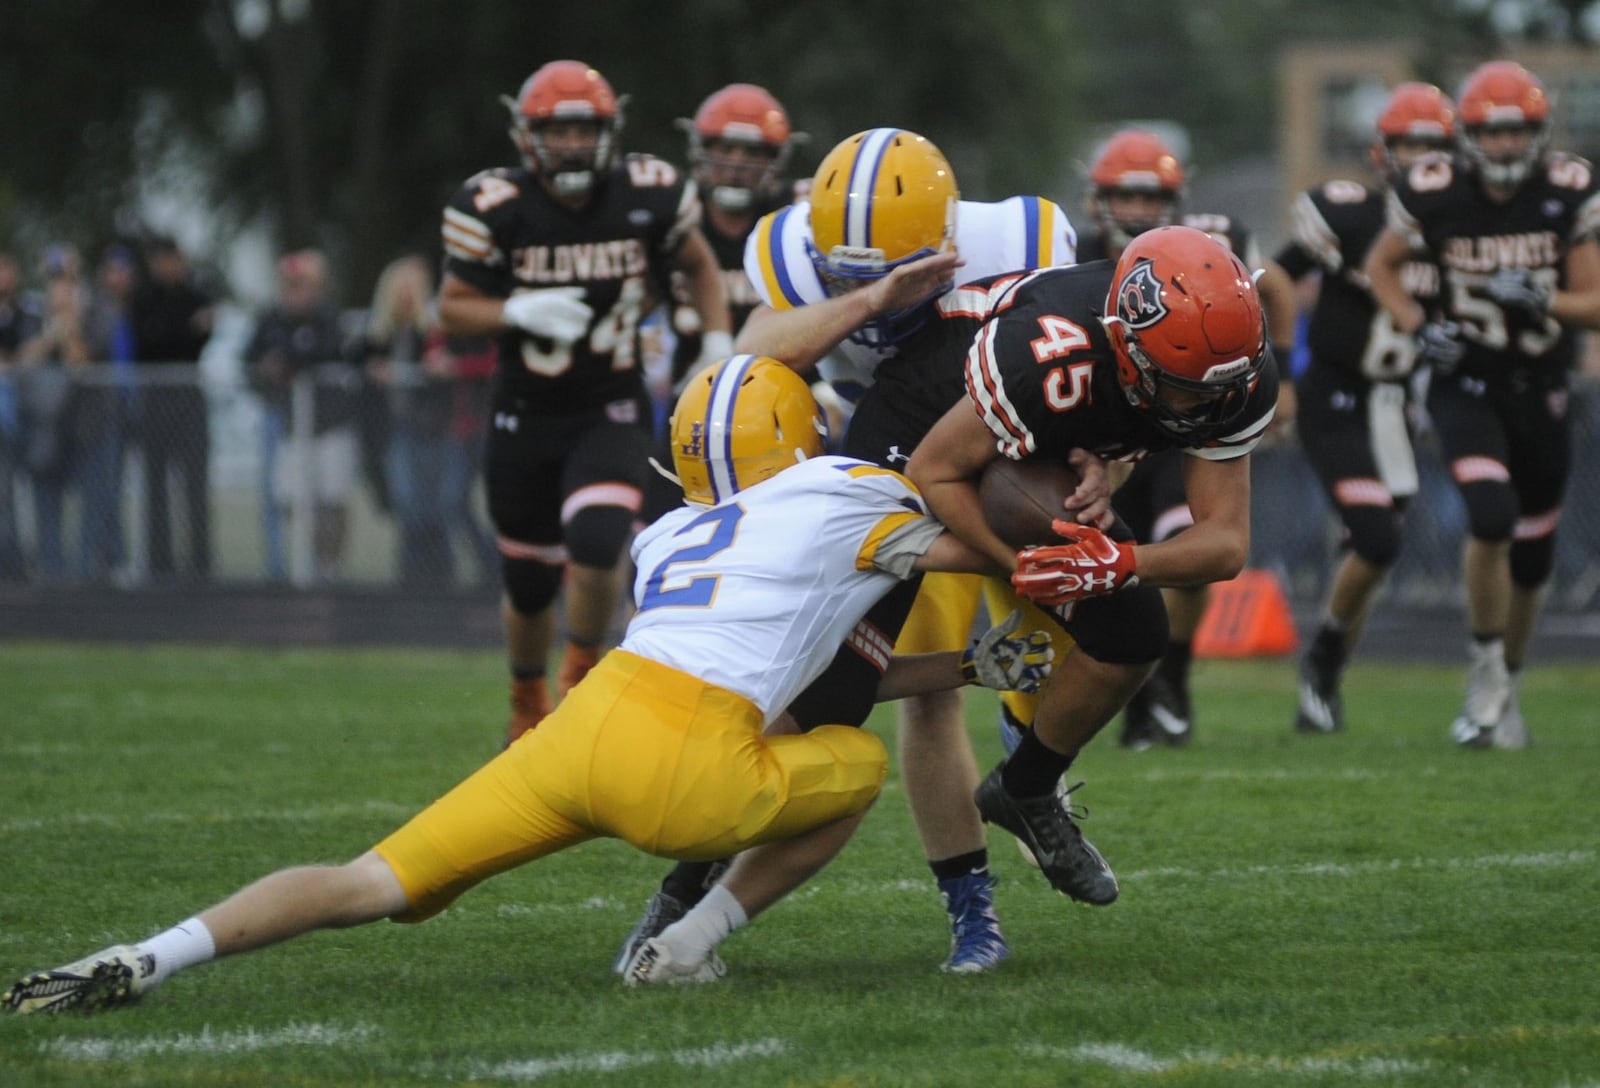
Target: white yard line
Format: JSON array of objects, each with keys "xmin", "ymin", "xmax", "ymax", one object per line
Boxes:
[
  {"xmin": 39, "ymin": 1021, "xmax": 377, "ymax": 1060},
  {"xmin": 1122, "ymin": 849, "xmax": 1595, "ymax": 884},
  {"xmin": 0, "ymin": 801, "xmax": 412, "ymax": 833},
  {"xmin": 1033, "ymin": 1042, "xmax": 1435, "ymax": 1078},
  {"xmin": 457, "ymin": 850, "xmax": 1596, "ymax": 917},
  {"xmin": 472, "ymin": 1038, "xmax": 787, "ymax": 1081}
]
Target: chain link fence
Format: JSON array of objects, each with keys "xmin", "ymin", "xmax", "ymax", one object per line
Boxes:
[{"xmin": 3, "ymin": 362, "xmax": 1599, "ymax": 610}]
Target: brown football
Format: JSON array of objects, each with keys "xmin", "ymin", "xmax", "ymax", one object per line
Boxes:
[{"xmin": 979, "ymin": 456, "xmax": 1082, "ymax": 548}]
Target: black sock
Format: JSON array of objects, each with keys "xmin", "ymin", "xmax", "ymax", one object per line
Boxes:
[
  {"xmin": 660, "ymin": 860, "xmax": 725, "ymax": 906},
  {"xmin": 1161, "ymin": 639, "xmax": 1193, "ymax": 682},
  {"xmin": 511, "ymin": 665, "xmax": 545, "ymax": 681},
  {"xmin": 1001, "ymin": 728, "xmax": 1073, "ymax": 799},
  {"xmin": 930, "ymin": 849, "xmax": 989, "ymax": 883},
  {"xmin": 1310, "ymin": 621, "xmax": 1345, "ymax": 667}
]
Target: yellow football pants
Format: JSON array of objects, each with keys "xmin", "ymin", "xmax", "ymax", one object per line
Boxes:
[
  {"xmin": 983, "ymin": 578, "xmax": 1074, "ymax": 729},
  {"xmin": 897, "ymin": 570, "xmax": 1073, "ymax": 730},
  {"xmin": 895, "ymin": 571, "xmax": 983, "ymax": 654},
  {"xmin": 375, "ymin": 651, "xmax": 887, "ymax": 921}
]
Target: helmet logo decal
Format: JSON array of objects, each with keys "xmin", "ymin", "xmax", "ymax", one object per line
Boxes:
[
  {"xmin": 680, "ymin": 420, "xmax": 705, "ymax": 460},
  {"xmin": 1117, "ymin": 258, "xmax": 1168, "ymax": 330}
]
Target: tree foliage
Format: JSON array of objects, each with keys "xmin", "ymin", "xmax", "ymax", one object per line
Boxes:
[{"xmin": 2, "ymin": 0, "xmax": 1596, "ymax": 301}]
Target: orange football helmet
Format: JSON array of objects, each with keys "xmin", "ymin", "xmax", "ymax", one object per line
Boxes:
[
  {"xmin": 1371, "ymin": 82, "xmax": 1455, "ymax": 179},
  {"xmin": 1101, "ymin": 225, "xmax": 1266, "ymax": 442},
  {"xmin": 1456, "ymin": 61, "xmax": 1550, "ymax": 188},
  {"xmin": 1087, "ymin": 130, "xmax": 1186, "ymax": 250},
  {"xmin": 685, "ymin": 83, "xmax": 795, "ymax": 214},
  {"xmin": 504, "ymin": 60, "xmax": 624, "ymax": 198}
]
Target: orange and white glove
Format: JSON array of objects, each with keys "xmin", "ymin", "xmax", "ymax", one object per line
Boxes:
[{"xmin": 1011, "ymin": 520, "xmax": 1139, "ymax": 606}]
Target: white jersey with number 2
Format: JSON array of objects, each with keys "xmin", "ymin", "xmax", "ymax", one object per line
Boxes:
[{"xmin": 622, "ymin": 456, "xmax": 942, "ymax": 725}]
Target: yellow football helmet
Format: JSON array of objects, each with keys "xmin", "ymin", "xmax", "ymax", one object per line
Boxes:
[
  {"xmin": 806, "ymin": 128, "xmax": 958, "ymax": 346},
  {"xmin": 671, "ymin": 355, "xmax": 828, "ymax": 505}
]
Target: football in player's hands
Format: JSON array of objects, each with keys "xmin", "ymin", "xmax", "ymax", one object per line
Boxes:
[{"xmin": 979, "ymin": 456, "xmax": 1083, "ymax": 548}]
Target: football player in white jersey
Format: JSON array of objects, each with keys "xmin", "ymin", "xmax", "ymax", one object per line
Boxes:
[
  {"xmin": 2, "ymin": 356, "xmax": 1053, "ymax": 1014},
  {"xmin": 620, "ymin": 129, "xmax": 1086, "ymax": 977}
]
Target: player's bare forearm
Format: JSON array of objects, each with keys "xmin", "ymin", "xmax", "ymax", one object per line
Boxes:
[
  {"xmin": 907, "ymin": 399, "xmax": 1015, "ymax": 569},
  {"xmin": 677, "ymin": 230, "xmax": 732, "ymax": 335},
  {"xmin": 736, "ymin": 301, "xmax": 867, "ymax": 374},
  {"xmin": 438, "ymin": 276, "xmax": 510, "ymax": 337},
  {"xmin": 736, "ymin": 251, "xmax": 961, "ymax": 372},
  {"xmin": 1550, "ymin": 239, "xmax": 1600, "ymax": 331},
  {"xmin": 874, "ymin": 652, "xmax": 965, "ymax": 701},
  {"xmin": 1362, "ymin": 229, "xmax": 1426, "ymax": 334},
  {"xmin": 914, "ymin": 530, "xmax": 1002, "ymax": 575},
  {"xmin": 1135, "ymin": 456, "xmax": 1251, "ymax": 586},
  {"xmin": 1130, "ymin": 518, "xmax": 1248, "ymax": 587}
]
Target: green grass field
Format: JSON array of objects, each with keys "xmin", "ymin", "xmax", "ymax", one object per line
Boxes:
[{"xmin": 2, "ymin": 641, "xmax": 1597, "ymax": 1087}]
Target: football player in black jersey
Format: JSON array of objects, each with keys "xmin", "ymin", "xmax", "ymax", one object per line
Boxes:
[
  {"xmin": 619, "ymin": 226, "xmax": 1270, "ymax": 975},
  {"xmin": 1067, "ymin": 129, "xmax": 1297, "ymax": 750},
  {"xmin": 1277, "ymin": 83, "xmax": 1456, "ymax": 735},
  {"xmin": 639, "ymin": 83, "xmax": 801, "ymax": 525},
  {"xmin": 1365, "ymin": 61, "xmax": 1600, "ymax": 749},
  {"xmin": 903, "ymin": 225, "xmax": 1277, "ymax": 900},
  {"xmin": 438, "ymin": 61, "xmax": 732, "ymax": 746}
]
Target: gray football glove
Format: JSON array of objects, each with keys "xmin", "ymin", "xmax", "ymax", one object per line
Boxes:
[
  {"xmin": 1414, "ymin": 321, "xmax": 1466, "ymax": 375},
  {"xmin": 961, "ymin": 609, "xmax": 1054, "ymax": 693},
  {"xmin": 1482, "ymin": 268, "xmax": 1551, "ymax": 318}
]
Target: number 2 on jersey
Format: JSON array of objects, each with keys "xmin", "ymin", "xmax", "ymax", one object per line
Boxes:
[{"xmin": 638, "ymin": 505, "xmax": 745, "ymax": 611}]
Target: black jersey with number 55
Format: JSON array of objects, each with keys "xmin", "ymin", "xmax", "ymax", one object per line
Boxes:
[
  {"xmin": 871, "ymin": 263, "xmax": 1278, "ymax": 464},
  {"xmin": 1386, "ymin": 151, "xmax": 1600, "ymax": 383},
  {"xmin": 442, "ymin": 155, "xmax": 701, "ymax": 412}
]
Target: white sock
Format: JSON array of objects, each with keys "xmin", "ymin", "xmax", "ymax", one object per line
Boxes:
[
  {"xmin": 660, "ymin": 884, "xmax": 748, "ymax": 963},
  {"xmin": 138, "ymin": 917, "xmax": 217, "ymax": 984}
]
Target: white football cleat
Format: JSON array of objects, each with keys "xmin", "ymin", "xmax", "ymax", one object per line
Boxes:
[
  {"xmin": 1463, "ymin": 639, "xmax": 1510, "ymax": 731},
  {"xmin": 1450, "ymin": 714, "xmax": 1493, "ymax": 749},
  {"xmin": 1492, "ymin": 675, "xmax": 1531, "ymax": 750},
  {"xmin": 621, "ymin": 938, "xmax": 727, "ymax": 987},
  {"xmin": 2, "ymin": 945, "xmax": 156, "ymax": 1015}
]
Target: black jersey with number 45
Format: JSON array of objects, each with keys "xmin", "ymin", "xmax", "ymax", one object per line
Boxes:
[
  {"xmin": 871, "ymin": 263, "xmax": 1278, "ymax": 465},
  {"xmin": 1276, "ymin": 179, "xmax": 1443, "ymax": 384},
  {"xmin": 1387, "ymin": 151, "xmax": 1600, "ymax": 382},
  {"xmin": 442, "ymin": 155, "xmax": 701, "ymax": 413}
]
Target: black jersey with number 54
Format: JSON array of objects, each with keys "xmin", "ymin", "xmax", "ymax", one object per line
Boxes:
[
  {"xmin": 1386, "ymin": 152, "xmax": 1600, "ymax": 383},
  {"xmin": 871, "ymin": 263, "xmax": 1278, "ymax": 464},
  {"xmin": 442, "ymin": 155, "xmax": 701, "ymax": 412}
]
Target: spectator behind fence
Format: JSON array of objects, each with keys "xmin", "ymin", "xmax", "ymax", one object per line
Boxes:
[
  {"xmin": 17, "ymin": 246, "xmax": 98, "ymax": 582},
  {"xmin": 131, "ymin": 235, "xmax": 215, "ymax": 582},
  {"xmin": 0, "ymin": 252, "xmax": 40, "ymax": 580},
  {"xmin": 244, "ymin": 249, "xmax": 356, "ymax": 583},
  {"xmin": 359, "ymin": 255, "xmax": 454, "ymax": 587},
  {"xmin": 76, "ymin": 244, "xmax": 140, "ymax": 583},
  {"xmin": 437, "ymin": 328, "xmax": 498, "ymax": 587}
]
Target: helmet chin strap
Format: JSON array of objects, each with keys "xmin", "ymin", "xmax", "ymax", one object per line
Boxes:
[{"xmin": 647, "ymin": 456, "xmax": 681, "ymax": 486}]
